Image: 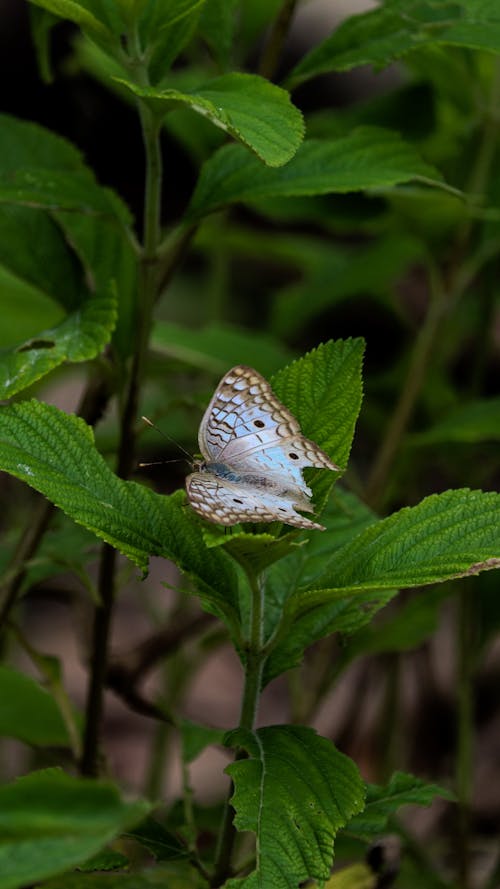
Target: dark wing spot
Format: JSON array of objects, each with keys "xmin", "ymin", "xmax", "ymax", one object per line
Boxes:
[
  {"xmin": 254, "ymin": 419, "xmax": 265, "ymax": 428},
  {"xmin": 289, "ymin": 452, "xmax": 299, "ymax": 460},
  {"xmin": 233, "ymin": 498, "xmax": 244, "ymax": 504}
]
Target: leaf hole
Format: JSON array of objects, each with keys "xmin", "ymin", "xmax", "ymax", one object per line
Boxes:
[{"xmin": 17, "ymin": 338, "xmax": 55, "ymax": 352}]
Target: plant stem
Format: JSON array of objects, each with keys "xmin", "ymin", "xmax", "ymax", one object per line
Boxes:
[
  {"xmin": 81, "ymin": 83, "xmax": 164, "ymax": 775},
  {"xmin": 455, "ymin": 588, "xmax": 475, "ymax": 889},
  {"xmin": 211, "ymin": 573, "xmax": 265, "ymax": 886},
  {"xmin": 258, "ymin": 0, "xmax": 299, "ymax": 81},
  {"xmin": 364, "ymin": 267, "xmax": 448, "ymax": 509}
]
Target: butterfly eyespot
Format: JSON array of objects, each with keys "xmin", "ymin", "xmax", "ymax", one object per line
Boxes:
[{"xmin": 187, "ymin": 365, "xmax": 337, "ymax": 530}]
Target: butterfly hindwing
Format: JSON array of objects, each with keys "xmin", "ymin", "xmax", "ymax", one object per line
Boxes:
[{"xmin": 188, "ymin": 365, "xmax": 339, "ymax": 529}]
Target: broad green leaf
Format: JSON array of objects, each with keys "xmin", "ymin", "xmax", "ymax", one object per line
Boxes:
[
  {"xmin": 224, "ymin": 725, "xmax": 365, "ymax": 889},
  {"xmin": 0, "ymin": 401, "xmax": 239, "ymax": 629},
  {"xmin": 287, "ymin": 0, "xmax": 500, "ymax": 88},
  {"xmin": 0, "ymin": 768, "xmax": 149, "ymax": 889},
  {"xmin": 143, "ymin": 1, "xmax": 205, "ymax": 79},
  {"xmin": 186, "ymin": 128, "xmax": 444, "ymax": 220},
  {"xmin": 344, "ymin": 772, "xmax": 454, "ymax": 842},
  {"xmin": 271, "ymin": 338, "xmax": 365, "ymax": 508},
  {"xmin": 77, "ymin": 848, "xmax": 128, "ymax": 871},
  {"xmin": 0, "ymin": 666, "xmax": 70, "ymax": 747},
  {"xmin": 151, "ymin": 320, "xmax": 293, "ymax": 377},
  {"xmin": 290, "ymin": 489, "xmax": 500, "ymax": 617},
  {"xmin": 0, "ymin": 286, "xmax": 117, "ymax": 399},
  {"xmin": 411, "ymin": 397, "xmax": 500, "ymax": 444},
  {"xmin": 117, "ymin": 73, "xmax": 304, "ymax": 166}
]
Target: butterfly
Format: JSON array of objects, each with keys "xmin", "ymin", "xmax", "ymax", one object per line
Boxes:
[{"xmin": 186, "ymin": 365, "xmax": 339, "ymax": 530}]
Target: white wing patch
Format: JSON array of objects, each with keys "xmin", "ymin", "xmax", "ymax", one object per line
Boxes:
[{"xmin": 186, "ymin": 365, "xmax": 339, "ymax": 530}]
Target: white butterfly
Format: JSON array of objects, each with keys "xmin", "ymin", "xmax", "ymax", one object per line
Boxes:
[{"xmin": 186, "ymin": 365, "xmax": 339, "ymax": 530}]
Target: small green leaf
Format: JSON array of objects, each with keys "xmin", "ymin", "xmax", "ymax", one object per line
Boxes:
[
  {"xmin": 345, "ymin": 772, "xmax": 454, "ymax": 842},
  {"xmin": 27, "ymin": 0, "xmax": 114, "ymax": 42},
  {"xmin": 287, "ymin": 0, "xmax": 500, "ymax": 88},
  {"xmin": 411, "ymin": 397, "xmax": 500, "ymax": 444},
  {"xmin": 186, "ymin": 128, "xmax": 444, "ymax": 220},
  {"xmin": 0, "ymin": 401, "xmax": 239, "ymax": 630},
  {"xmin": 125, "ymin": 817, "xmax": 187, "ymax": 861},
  {"xmin": 181, "ymin": 719, "xmax": 225, "ymax": 763},
  {"xmin": 224, "ymin": 725, "xmax": 365, "ymax": 888},
  {"xmin": 0, "ymin": 768, "xmax": 149, "ymax": 889},
  {"xmin": 0, "ymin": 666, "xmax": 70, "ymax": 747},
  {"xmin": 117, "ymin": 73, "xmax": 304, "ymax": 166},
  {"xmin": 77, "ymin": 849, "xmax": 128, "ymax": 871},
  {"xmin": 324, "ymin": 863, "xmax": 376, "ymax": 888}
]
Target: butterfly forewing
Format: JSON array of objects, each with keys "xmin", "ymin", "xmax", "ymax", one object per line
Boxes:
[{"xmin": 188, "ymin": 365, "xmax": 339, "ymax": 529}]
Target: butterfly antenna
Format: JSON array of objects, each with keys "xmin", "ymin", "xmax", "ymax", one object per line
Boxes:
[{"xmin": 140, "ymin": 416, "xmax": 193, "ymax": 464}]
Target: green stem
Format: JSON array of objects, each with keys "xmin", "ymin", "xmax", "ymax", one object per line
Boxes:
[
  {"xmin": 211, "ymin": 572, "xmax": 265, "ymax": 886},
  {"xmin": 365, "ymin": 63, "xmax": 500, "ymax": 510},
  {"xmin": 81, "ymin": 64, "xmax": 164, "ymax": 775},
  {"xmin": 455, "ymin": 588, "xmax": 475, "ymax": 889},
  {"xmin": 258, "ymin": 0, "xmax": 299, "ymax": 81},
  {"xmin": 364, "ymin": 266, "xmax": 447, "ymax": 509}
]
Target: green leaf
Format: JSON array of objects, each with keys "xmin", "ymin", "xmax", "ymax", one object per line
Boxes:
[
  {"xmin": 0, "ymin": 169, "xmax": 131, "ymax": 224},
  {"xmin": 77, "ymin": 849, "xmax": 129, "ymax": 871},
  {"xmin": 199, "ymin": 0, "xmax": 239, "ymax": 69},
  {"xmin": 29, "ymin": 6, "xmax": 58, "ymax": 83},
  {"xmin": 0, "ymin": 264, "xmax": 65, "ymax": 348},
  {"xmin": 411, "ymin": 397, "xmax": 500, "ymax": 444},
  {"xmin": 27, "ymin": 0, "xmax": 114, "ymax": 42},
  {"xmin": 125, "ymin": 817, "xmax": 187, "ymax": 861},
  {"xmin": 0, "ymin": 401, "xmax": 239, "ymax": 630},
  {"xmin": 270, "ymin": 234, "xmax": 425, "ymax": 339},
  {"xmin": 117, "ymin": 73, "xmax": 304, "ymax": 166},
  {"xmin": 287, "ymin": 0, "xmax": 500, "ymax": 88},
  {"xmin": 324, "ymin": 864, "xmax": 376, "ymax": 889},
  {"xmin": 38, "ymin": 862, "xmax": 207, "ymax": 887},
  {"xmin": 0, "ymin": 286, "xmax": 117, "ymax": 399},
  {"xmin": 0, "ymin": 666, "xmax": 71, "ymax": 747},
  {"xmin": 151, "ymin": 319, "xmax": 293, "ymax": 377},
  {"xmin": 224, "ymin": 725, "xmax": 365, "ymax": 889},
  {"xmin": 263, "ymin": 490, "xmax": 388, "ymax": 684},
  {"xmin": 291, "ymin": 489, "xmax": 500, "ymax": 615},
  {"xmin": 338, "ymin": 586, "xmax": 448, "ymax": 667},
  {"xmin": 345, "ymin": 772, "xmax": 454, "ymax": 842},
  {"xmin": 0, "ymin": 768, "xmax": 149, "ymax": 889},
  {"xmin": 181, "ymin": 719, "xmax": 225, "ymax": 763},
  {"xmin": 186, "ymin": 128, "xmax": 445, "ymax": 220},
  {"xmin": 271, "ymin": 338, "xmax": 365, "ymax": 508}
]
